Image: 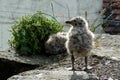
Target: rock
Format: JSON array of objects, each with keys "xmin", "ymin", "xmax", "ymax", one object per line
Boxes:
[
  {"xmin": 0, "ymin": 51, "xmax": 53, "ymax": 80},
  {"xmin": 0, "ymin": 51, "xmax": 53, "ymax": 65},
  {"xmin": 8, "ymin": 70, "xmax": 99, "ymax": 80},
  {"xmin": 0, "ymin": 57, "xmax": 39, "ymax": 80},
  {"xmin": 92, "ymin": 34, "xmax": 120, "ymax": 61},
  {"xmin": 45, "ymin": 32, "xmax": 67, "ymax": 55}
]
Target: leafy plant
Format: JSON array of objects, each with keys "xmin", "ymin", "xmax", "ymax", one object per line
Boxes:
[{"xmin": 9, "ymin": 11, "xmax": 63, "ymax": 55}]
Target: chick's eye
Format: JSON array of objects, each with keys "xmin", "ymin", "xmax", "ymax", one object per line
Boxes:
[
  {"xmin": 73, "ymin": 20, "xmax": 76, "ymax": 22},
  {"xmin": 79, "ymin": 22, "xmax": 82, "ymax": 25}
]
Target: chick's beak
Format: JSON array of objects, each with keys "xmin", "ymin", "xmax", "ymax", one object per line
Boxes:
[{"xmin": 65, "ymin": 20, "xmax": 72, "ymax": 24}]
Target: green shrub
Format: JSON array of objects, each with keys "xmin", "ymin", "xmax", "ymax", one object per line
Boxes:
[{"xmin": 9, "ymin": 11, "xmax": 63, "ymax": 55}]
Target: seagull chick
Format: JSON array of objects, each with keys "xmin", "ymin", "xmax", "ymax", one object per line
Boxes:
[{"xmin": 65, "ymin": 16, "xmax": 94, "ymax": 71}]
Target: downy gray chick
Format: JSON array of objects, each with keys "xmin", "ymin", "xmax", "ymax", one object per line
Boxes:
[{"xmin": 65, "ymin": 16, "xmax": 94, "ymax": 71}]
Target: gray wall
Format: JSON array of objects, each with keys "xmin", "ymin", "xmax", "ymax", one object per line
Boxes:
[{"xmin": 0, "ymin": 0, "xmax": 103, "ymax": 51}]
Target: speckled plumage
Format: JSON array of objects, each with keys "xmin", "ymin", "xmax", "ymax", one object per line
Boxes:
[
  {"xmin": 45, "ymin": 32, "xmax": 67, "ymax": 55},
  {"xmin": 65, "ymin": 16, "xmax": 94, "ymax": 71}
]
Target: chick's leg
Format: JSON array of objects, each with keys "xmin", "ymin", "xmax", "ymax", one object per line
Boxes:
[
  {"xmin": 84, "ymin": 56, "xmax": 88, "ymax": 71},
  {"xmin": 71, "ymin": 53, "xmax": 75, "ymax": 70}
]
